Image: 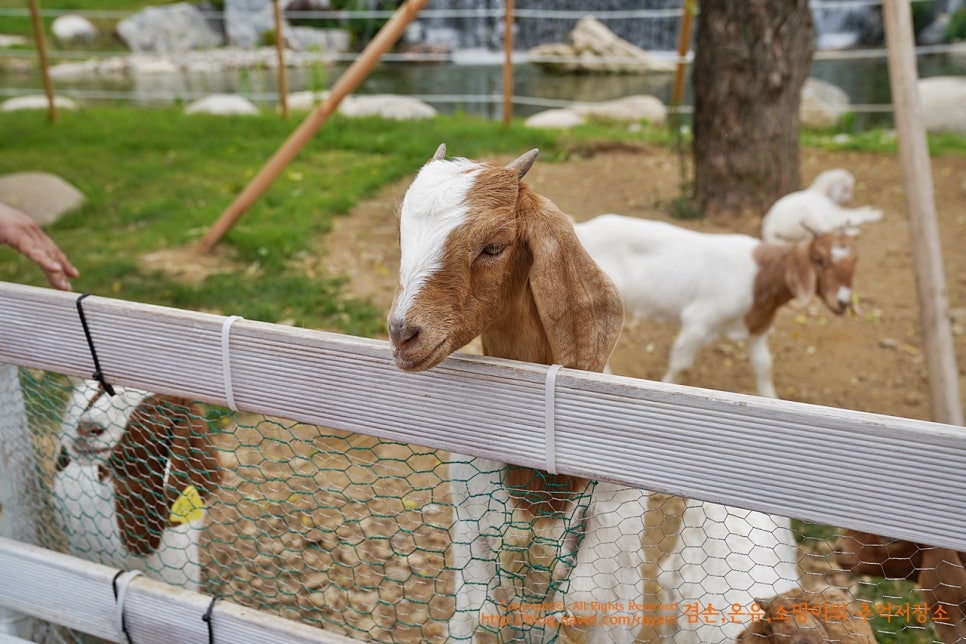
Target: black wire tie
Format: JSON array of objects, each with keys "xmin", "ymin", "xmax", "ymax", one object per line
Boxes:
[
  {"xmin": 203, "ymin": 595, "xmax": 219, "ymax": 644},
  {"xmin": 76, "ymin": 293, "xmax": 115, "ymax": 396}
]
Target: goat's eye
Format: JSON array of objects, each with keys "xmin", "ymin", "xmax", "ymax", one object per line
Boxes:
[
  {"xmin": 481, "ymin": 243, "xmax": 505, "ymax": 257},
  {"xmin": 813, "ymin": 256, "xmax": 826, "ymax": 268}
]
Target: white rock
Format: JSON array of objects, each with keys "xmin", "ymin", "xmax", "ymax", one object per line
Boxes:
[
  {"xmin": 185, "ymin": 94, "xmax": 260, "ymax": 115},
  {"xmin": 528, "ymin": 16, "xmax": 676, "ymax": 74},
  {"xmin": 0, "ymin": 35, "xmax": 28, "ymax": 48},
  {"xmin": 286, "ymin": 91, "xmax": 324, "ymax": 112},
  {"xmin": 572, "ymin": 95, "xmax": 667, "ymax": 125},
  {"xmin": 117, "ymin": 3, "xmax": 223, "ymax": 54},
  {"xmin": 127, "ymin": 56, "xmax": 181, "ymax": 75},
  {"xmin": 524, "ymin": 108, "xmax": 586, "ymax": 129},
  {"xmin": 1, "ymin": 95, "xmax": 78, "ymax": 112},
  {"xmin": 51, "ymin": 15, "xmax": 99, "ymax": 44},
  {"xmin": 800, "ymin": 77, "xmax": 851, "ymax": 128},
  {"xmin": 918, "ymin": 76, "xmax": 966, "ymax": 135},
  {"xmin": 0, "ymin": 172, "xmax": 86, "ymax": 226},
  {"xmin": 338, "ymin": 95, "xmax": 437, "ymax": 120}
]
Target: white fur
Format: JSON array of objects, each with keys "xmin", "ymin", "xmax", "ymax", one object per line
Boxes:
[
  {"xmin": 762, "ymin": 169, "xmax": 883, "ymax": 242},
  {"xmin": 573, "ymin": 215, "xmax": 804, "ymax": 642},
  {"xmin": 392, "ymin": 158, "xmax": 480, "ymax": 322},
  {"xmin": 52, "ymin": 380, "xmax": 207, "ymax": 591}
]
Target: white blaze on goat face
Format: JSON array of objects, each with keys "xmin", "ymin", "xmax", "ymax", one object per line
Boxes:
[
  {"xmin": 392, "ymin": 158, "xmax": 482, "ymax": 323},
  {"xmin": 831, "ymin": 243, "xmax": 853, "ymax": 264}
]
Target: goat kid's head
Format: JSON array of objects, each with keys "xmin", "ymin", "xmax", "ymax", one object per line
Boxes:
[
  {"xmin": 788, "ymin": 231, "xmax": 858, "ymax": 315},
  {"xmin": 811, "ymin": 168, "xmax": 855, "ymax": 205},
  {"xmin": 58, "ymin": 381, "xmax": 222, "ymax": 555},
  {"xmin": 388, "ymin": 144, "xmax": 622, "ymax": 373}
]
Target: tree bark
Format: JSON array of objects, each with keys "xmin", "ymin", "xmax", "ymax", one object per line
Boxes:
[{"xmin": 692, "ymin": 0, "xmax": 815, "ymax": 220}]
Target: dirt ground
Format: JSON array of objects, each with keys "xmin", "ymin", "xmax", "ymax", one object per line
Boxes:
[{"xmin": 320, "ymin": 144, "xmax": 966, "ymax": 422}]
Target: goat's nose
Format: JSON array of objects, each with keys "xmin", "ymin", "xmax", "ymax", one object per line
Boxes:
[{"xmin": 389, "ymin": 318, "xmax": 421, "ymax": 349}]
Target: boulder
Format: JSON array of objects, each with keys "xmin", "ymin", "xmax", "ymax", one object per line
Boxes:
[
  {"xmin": 919, "ymin": 76, "xmax": 966, "ymax": 135},
  {"xmin": 117, "ymin": 3, "xmax": 223, "ymax": 54},
  {"xmin": 572, "ymin": 95, "xmax": 667, "ymax": 125},
  {"xmin": 287, "ymin": 26, "xmax": 352, "ymax": 53},
  {"xmin": 225, "ymin": 0, "xmax": 278, "ymax": 49},
  {"xmin": 338, "ymin": 95, "xmax": 437, "ymax": 120},
  {"xmin": 185, "ymin": 94, "xmax": 260, "ymax": 115},
  {"xmin": 0, "ymin": 172, "xmax": 86, "ymax": 226},
  {"xmin": 1, "ymin": 95, "xmax": 78, "ymax": 112},
  {"xmin": 528, "ymin": 16, "xmax": 676, "ymax": 74},
  {"xmin": 51, "ymin": 15, "xmax": 99, "ymax": 45},
  {"xmin": 800, "ymin": 77, "xmax": 851, "ymax": 128},
  {"xmin": 524, "ymin": 109, "xmax": 586, "ymax": 129}
]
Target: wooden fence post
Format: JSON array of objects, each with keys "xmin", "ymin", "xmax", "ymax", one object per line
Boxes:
[
  {"xmin": 273, "ymin": 0, "xmax": 289, "ymax": 119},
  {"xmin": 502, "ymin": 0, "xmax": 515, "ymax": 127},
  {"xmin": 882, "ymin": 0, "xmax": 964, "ymax": 425},
  {"xmin": 27, "ymin": 0, "xmax": 56, "ymax": 124}
]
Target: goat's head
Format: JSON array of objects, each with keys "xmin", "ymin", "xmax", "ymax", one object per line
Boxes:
[
  {"xmin": 388, "ymin": 144, "xmax": 623, "ymax": 373},
  {"xmin": 787, "ymin": 231, "xmax": 858, "ymax": 315},
  {"xmin": 811, "ymin": 168, "xmax": 855, "ymax": 205}
]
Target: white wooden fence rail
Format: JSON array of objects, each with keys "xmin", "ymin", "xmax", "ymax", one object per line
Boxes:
[
  {"xmin": 0, "ymin": 537, "xmax": 357, "ymax": 644},
  {"xmin": 1, "ymin": 280, "xmax": 965, "ymax": 557}
]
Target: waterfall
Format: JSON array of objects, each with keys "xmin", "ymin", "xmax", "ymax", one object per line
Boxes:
[{"xmin": 415, "ymin": 0, "xmax": 910, "ymax": 54}]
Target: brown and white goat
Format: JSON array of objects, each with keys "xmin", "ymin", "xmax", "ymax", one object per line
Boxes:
[
  {"xmin": 574, "ymin": 214, "xmax": 859, "ymax": 398},
  {"xmin": 387, "ymin": 145, "xmax": 649, "ymax": 643},
  {"xmin": 54, "ymin": 379, "xmax": 222, "ymax": 591}
]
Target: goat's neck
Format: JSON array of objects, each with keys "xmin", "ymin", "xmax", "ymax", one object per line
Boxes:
[
  {"xmin": 480, "ymin": 285, "xmax": 554, "ymax": 365},
  {"xmin": 745, "ymin": 241, "xmax": 799, "ymax": 335}
]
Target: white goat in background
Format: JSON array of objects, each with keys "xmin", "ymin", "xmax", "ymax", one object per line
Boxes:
[
  {"xmin": 574, "ymin": 213, "xmax": 859, "ymax": 400},
  {"xmin": 762, "ymin": 168, "xmax": 883, "ymax": 242},
  {"xmin": 387, "ymin": 145, "xmax": 651, "ymax": 643}
]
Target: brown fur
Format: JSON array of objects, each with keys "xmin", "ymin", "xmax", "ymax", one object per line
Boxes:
[
  {"xmin": 390, "ymin": 148, "xmax": 625, "ymax": 640},
  {"xmin": 746, "ymin": 233, "xmax": 857, "ymax": 335},
  {"xmin": 835, "ymin": 530, "xmax": 966, "ymax": 644},
  {"xmin": 110, "ymin": 395, "xmax": 222, "ymax": 556},
  {"xmin": 735, "ymin": 587, "xmax": 876, "ymax": 643}
]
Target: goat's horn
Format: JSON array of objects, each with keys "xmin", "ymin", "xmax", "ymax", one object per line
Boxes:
[
  {"xmin": 506, "ymin": 148, "xmax": 539, "ymax": 179},
  {"xmin": 431, "ymin": 143, "xmax": 446, "ymax": 162}
]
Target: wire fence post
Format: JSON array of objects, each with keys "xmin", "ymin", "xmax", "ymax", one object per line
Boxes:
[
  {"xmin": 274, "ymin": 0, "xmax": 289, "ymax": 119},
  {"xmin": 882, "ymin": 0, "xmax": 964, "ymax": 426},
  {"xmin": 27, "ymin": 0, "xmax": 56, "ymax": 123},
  {"xmin": 502, "ymin": 0, "xmax": 515, "ymax": 127}
]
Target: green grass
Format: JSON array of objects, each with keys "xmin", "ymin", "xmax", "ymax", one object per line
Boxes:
[{"xmin": 0, "ymin": 106, "xmax": 562, "ymax": 335}]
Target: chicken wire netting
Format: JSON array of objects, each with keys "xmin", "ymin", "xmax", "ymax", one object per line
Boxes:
[{"xmin": 2, "ymin": 365, "xmax": 963, "ymax": 643}]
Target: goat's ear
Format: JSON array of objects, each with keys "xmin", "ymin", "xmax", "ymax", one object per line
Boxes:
[
  {"xmin": 786, "ymin": 245, "xmax": 816, "ymax": 307},
  {"xmin": 112, "ymin": 396, "xmax": 171, "ymax": 556},
  {"xmin": 522, "ymin": 197, "xmax": 624, "ymax": 372},
  {"xmin": 506, "ymin": 148, "xmax": 539, "ymax": 179},
  {"xmin": 430, "ymin": 143, "xmax": 446, "ymax": 163},
  {"xmin": 164, "ymin": 398, "xmax": 222, "ymax": 513}
]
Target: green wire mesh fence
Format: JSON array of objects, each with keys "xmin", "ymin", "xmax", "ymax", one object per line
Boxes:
[{"xmin": 5, "ymin": 366, "xmax": 960, "ymax": 643}]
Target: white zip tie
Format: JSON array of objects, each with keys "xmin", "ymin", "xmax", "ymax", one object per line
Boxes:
[
  {"xmin": 544, "ymin": 364, "xmax": 563, "ymax": 475},
  {"xmin": 221, "ymin": 315, "xmax": 244, "ymax": 412},
  {"xmin": 113, "ymin": 569, "xmax": 143, "ymax": 644}
]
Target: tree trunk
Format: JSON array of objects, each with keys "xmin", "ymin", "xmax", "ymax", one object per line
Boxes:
[{"xmin": 692, "ymin": 0, "xmax": 815, "ymax": 220}]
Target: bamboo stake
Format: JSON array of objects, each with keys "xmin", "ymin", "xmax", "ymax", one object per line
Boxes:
[
  {"xmin": 502, "ymin": 0, "xmax": 514, "ymax": 127},
  {"xmin": 27, "ymin": 0, "xmax": 56, "ymax": 123},
  {"xmin": 196, "ymin": 0, "xmax": 430, "ymax": 253},
  {"xmin": 273, "ymin": 0, "xmax": 289, "ymax": 119},
  {"xmin": 882, "ymin": 0, "xmax": 963, "ymax": 425}
]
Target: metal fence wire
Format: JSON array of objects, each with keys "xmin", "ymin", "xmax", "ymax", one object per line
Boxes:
[{"xmin": 4, "ymin": 365, "xmax": 962, "ymax": 643}]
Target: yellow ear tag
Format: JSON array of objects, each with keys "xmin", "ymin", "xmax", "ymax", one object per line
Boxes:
[{"xmin": 169, "ymin": 485, "xmax": 204, "ymax": 524}]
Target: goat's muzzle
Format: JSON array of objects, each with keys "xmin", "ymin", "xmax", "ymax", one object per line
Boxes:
[{"xmin": 388, "ymin": 317, "xmax": 447, "ymax": 372}]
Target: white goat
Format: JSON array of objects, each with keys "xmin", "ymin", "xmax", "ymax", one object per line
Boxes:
[
  {"xmin": 387, "ymin": 145, "xmax": 651, "ymax": 643},
  {"xmin": 761, "ymin": 168, "xmax": 883, "ymax": 242},
  {"xmin": 574, "ymin": 214, "xmax": 858, "ymax": 399}
]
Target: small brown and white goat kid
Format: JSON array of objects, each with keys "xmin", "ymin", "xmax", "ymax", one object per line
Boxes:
[
  {"xmin": 388, "ymin": 145, "xmax": 649, "ymax": 643},
  {"xmin": 574, "ymin": 214, "xmax": 859, "ymax": 399},
  {"xmin": 54, "ymin": 379, "xmax": 221, "ymax": 591}
]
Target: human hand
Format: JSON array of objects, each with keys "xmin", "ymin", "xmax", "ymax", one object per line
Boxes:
[{"xmin": 0, "ymin": 202, "xmax": 79, "ymax": 291}]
